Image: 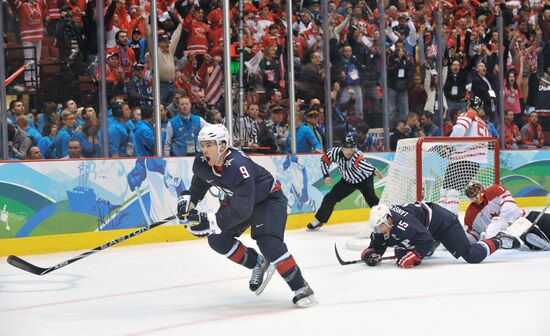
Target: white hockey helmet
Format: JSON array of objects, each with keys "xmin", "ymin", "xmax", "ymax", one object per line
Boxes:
[
  {"xmin": 164, "ymin": 160, "xmax": 183, "ymax": 188},
  {"xmin": 465, "ymin": 180, "xmax": 484, "ymax": 201},
  {"xmin": 369, "ymin": 204, "xmax": 392, "ymax": 233},
  {"xmin": 198, "ymin": 124, "xmax": 229, "ymax": 147}
]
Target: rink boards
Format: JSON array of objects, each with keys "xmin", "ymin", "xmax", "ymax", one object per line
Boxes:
[{"xmin": 0, "ymin": 150, "xmax": 549, "ymax": 256}]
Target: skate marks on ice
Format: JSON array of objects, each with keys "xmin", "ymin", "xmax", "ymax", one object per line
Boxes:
[{"xmin": 1, "ymin": 223, "xmax": 550, "ymax": 336}]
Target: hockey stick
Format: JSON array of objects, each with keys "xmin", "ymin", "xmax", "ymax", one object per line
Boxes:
[
  {"xmin": 531, "ymin": 200, "xmax": 550, "ymax": 227},
  {"xmin": 7, "ymin": 215, "xmax": 176, "ymax": 276},
  {"xmin": 334, "ymin": 244, "xmax": 396, "ymax": 265},
  {"xmin": 528, "ymin": 200, "xmax": 550, "ymax": 243}
]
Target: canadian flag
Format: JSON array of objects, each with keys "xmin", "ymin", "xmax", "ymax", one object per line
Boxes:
[{"xmin": 205, "ymin": 64, "xmax": 223, "ymax": 105}]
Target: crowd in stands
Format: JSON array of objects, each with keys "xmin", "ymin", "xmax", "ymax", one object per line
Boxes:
[{"xmin": 2, "ymin": 0, "xmax": 549, "ymax": 160}]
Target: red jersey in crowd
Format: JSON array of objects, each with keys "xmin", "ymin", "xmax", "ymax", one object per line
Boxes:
[
  {"xmin": 8, "ymin": 0, "xmax": 46, "ymax": 43},
  {"xmin": 504, "ymin": 121, "xmax": 521, "ymax": 149},
  {"xmin": 47, "ymin": 0, "xmax": 60, "ymax": 20},
  {"xmin": 106, "ymin": 45, "xmax": 136, "ymax": 80},
  {"xmin": 184, "ymin": 12, "xmax": 210, "ymax": 55}
]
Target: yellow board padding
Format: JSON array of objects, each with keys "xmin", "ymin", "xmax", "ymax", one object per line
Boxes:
[
  {"xmin": 1, "ymin": 197, "xmax": 547, "ymax": 257},
  {"xmin": 0, "ymin": 208, "xmax": 372, "ymax": 257}
]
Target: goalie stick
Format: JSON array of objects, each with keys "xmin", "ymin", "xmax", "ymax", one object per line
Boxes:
[
  {"xmin": 7, "ymin": 215, "xmax": 176, "ymax": 276},
  {"xmin": 531, "ymin": 200, "xmax": 550, "ymax": 228},
  {"xmin": 334, "ymin": 244, "xmax": 395, "ymax": 265}
]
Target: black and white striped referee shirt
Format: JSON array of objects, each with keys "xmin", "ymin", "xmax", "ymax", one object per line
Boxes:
[{"xmin": 321, "ymin": 147, "xmax": 375, "ymax": 184}]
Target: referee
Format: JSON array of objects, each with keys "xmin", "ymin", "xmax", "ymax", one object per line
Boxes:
[{"xmin": 307, "ymin": 135, "xmax": 382, "ymax": 231}]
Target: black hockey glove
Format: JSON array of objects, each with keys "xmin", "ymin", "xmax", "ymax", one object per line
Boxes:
[
  {"xmin": 361, "ymin": 248, "xmax": 381, "ymax": 266},
  {"xmin": 186, "ymin": 212, "xmax": 221, "ymax": 238},
  {"xmin": 177, "ymin": 191, "xmax": 194, "ymax": 221}
]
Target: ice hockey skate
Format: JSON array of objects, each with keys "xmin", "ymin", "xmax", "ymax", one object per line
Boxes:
[
  {"xmin": 306, "ymin": 220, "xmax": 325, "ymax": 231},
  {"xmin": 249, "ymin": 255, "xmax": 275, "ymax": 295},
  {"xmin": 292, "ymin": 282, "xmax": 317, "ymax": 308},
  {"xmin": 495, "ymin": 232, "xmax": 521, "ymax": 249}
]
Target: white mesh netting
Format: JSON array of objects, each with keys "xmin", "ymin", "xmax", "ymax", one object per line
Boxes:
[{"xmin": 345, "ymin": 137, "xmax": 499, "ymax": 250}]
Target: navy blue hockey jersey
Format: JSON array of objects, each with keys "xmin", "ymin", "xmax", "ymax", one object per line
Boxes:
[
  {"xmin": 368, "ymin": 204, "xmax": 436, "ymax": 258},
  {"xmin": 189, "ymin": 148, "xmax": 277, "ymax": 230}
]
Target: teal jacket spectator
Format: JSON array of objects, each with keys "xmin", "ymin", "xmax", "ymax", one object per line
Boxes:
[
  {"xmin": 99, "ymin": 103, "xmax": 132, "ymax": 157},
  {"xmin": 284, "ymin": 122, "xmax": 322, "ymax": 154},
  {"xmin": 74, "ymin": 130, "xmax": 100, "ymax": 158},
  {"xmin": 55, "ymin": 127, "xmax": 73, "ymax": 158},
  {"xmin": 133, "ymin": 120, "xmax": 155, "ymax": 157},
  {"xmin": 37, "ymin": 124, "xmax": 57, "ymax": 159},
  {"xmin": 54, "ymin": 110, "xmax": 76, "ymax": 158},
  {"xmin": 106, "ymin": 119, "xmax": 131, "ymax": 157},
  {"xmin": 162, "ymin": 96, "xmax": 209, "ymax": 157},
  {"xmin": 133, "ymin": 107, "xmax": 155, "ymax": 157},
  {"xmin": 163, "ymin": 113, "xmax": 205, "ymax": 156},
  {"xmin": 26, "ymin": 125, "xmax": 42, "ymax": 145}
]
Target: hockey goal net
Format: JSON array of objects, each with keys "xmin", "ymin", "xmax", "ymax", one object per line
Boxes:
[{"xmin": 346, "ymin": 137, "xmax": 500, "ymax": 249}]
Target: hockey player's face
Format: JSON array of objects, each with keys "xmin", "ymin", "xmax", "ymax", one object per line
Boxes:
[
  {"xmin": 374, "ymin": 216, "xmax": 392, "ymax": 238},
  {"xmin": 200, "ymin": 141, "xmax": 220, "ymax": 166},
  {"xmin": 466, "ymin": 187, "xmax": 483, "ymax": 204}
]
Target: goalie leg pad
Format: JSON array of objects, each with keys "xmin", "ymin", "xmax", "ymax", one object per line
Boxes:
[
  {"xmin": 503, "ymin": 217, "xmax": 533, "ymax": 238},
  {"xmin": 523, "ymin": 226, "xmax": 550, "ymax": 251}
]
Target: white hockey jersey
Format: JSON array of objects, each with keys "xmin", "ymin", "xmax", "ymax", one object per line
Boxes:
[
  {"xmin": 450, "ymin": 111, "xmax": 490, "ymax": 163},
  {"xmin": 464, "ymin": 184, "xmax": 526, "ymax": 239},
  {"xmin": 451, "ymin": 111, "xmax": 489, "ymax": 137}
]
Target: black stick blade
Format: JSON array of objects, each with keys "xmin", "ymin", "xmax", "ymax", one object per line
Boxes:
[
  {"xmin": 334, "ymin": 244, "xmax": 363, "ymax": 265},
  {"xmin": 7, "ymin": 255, "xmax": 49, "ymax": 275}
]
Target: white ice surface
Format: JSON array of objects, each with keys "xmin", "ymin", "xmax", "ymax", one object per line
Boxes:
[{"xmin": 1, "ymin": 222, "xmax": 550, "ymax": 336}]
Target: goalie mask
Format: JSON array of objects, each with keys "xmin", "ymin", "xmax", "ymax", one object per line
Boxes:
[
  {"xmin": 369, "ymin": 204, "xmax": 392, "ymax": 234},
  {"xmin": 465, "ymin": 180, "xmax": 484, "ymax": 202}
]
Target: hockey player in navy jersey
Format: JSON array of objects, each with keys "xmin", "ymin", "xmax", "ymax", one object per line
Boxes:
[
  {"xmin": 307, "ymin": 135, "xmax": 382, "ymax": 231},
  {"xmin": 361, "ymin": 202, "xmax": 520, "ymax": 268},
  {"xmin": 176, "ymin": 124, "xmax": 316, "ymax": 307}
]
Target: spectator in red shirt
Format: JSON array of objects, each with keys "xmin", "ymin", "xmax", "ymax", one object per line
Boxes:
[
  {"xmin": 520, "ymin": 111, "xmax": 546, "ymax": 148},
  {"xmin": 97, "ymin": 52, "xmax": 125, "ymax": 99},
  {"xmin": 7, "ymin": 0, "xmax": 46, "ymax": 90},
  {"xmin": 183, "ymin": 6, "xmax": 210, "ymax": 60},
  {"xmin": 107, "ymin": 30, "xmax": 136, "ymax": 81},
  {"xmin": 262, "ymin": 24, "xmax": 284, "ymax": 49},
  {"xmin": 504, "ymin": 109, "xmax": 522, "ymax": 149}
]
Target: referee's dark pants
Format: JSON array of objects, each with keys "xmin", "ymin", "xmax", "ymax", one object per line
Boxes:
[{"xmin": 314, "ymin": 175, "xmax": 379, "ymax": 223}]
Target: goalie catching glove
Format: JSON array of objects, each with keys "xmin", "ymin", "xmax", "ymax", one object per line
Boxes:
[
  {"xmin": 395, "ymin": 249, "xmax": 422, "ymax": 269},
  {"xmin": 186, "ymin": 211, "xmax": 222, "ymax": 237}
]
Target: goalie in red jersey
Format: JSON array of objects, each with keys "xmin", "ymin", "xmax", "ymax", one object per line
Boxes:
[{"xmin": 464, "ymin": 181, "xmax": 550, "ymax": 250}]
